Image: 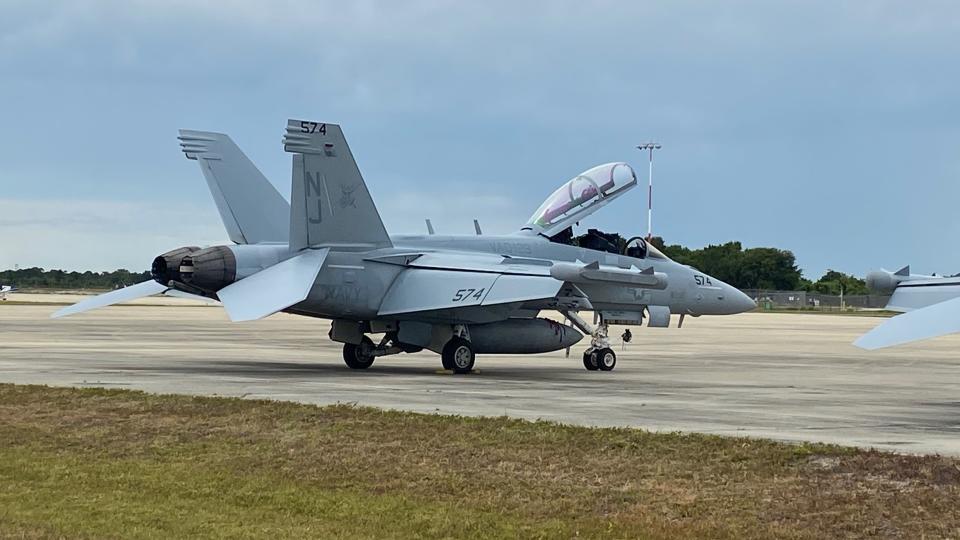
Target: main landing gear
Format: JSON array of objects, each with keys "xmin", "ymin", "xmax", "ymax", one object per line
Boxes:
[
  {"xmin": 343, "ymin": 336, "xmax": 376, "ymax": 369},
  {"xmin": 441, "ymin": 336, "xmax": 475, "ymax": 374},
  {"xmin": 341, "ymin": 332, "xmax": 414, "ymax": 370},
  {"xmin": 440, "ymin": 325, "xmax": 475, "ymax": 374},
  {"xmin": 339, "ymin": 324, "xmax": 477, "ymax": 374},
  {"xmin": 563, "ymin": 310, "xmax": 617, "ymax": 372}
]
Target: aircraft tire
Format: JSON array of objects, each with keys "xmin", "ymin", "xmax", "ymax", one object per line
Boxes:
[
  {"xmin": 597, "ymin": 348, "xmax": 617, "ymax": 371},
  {"xmin": 582, "ymin": 350, "xmax": 600, "ymax": 371},
  {"xmin": 343, "ymin": 336, "xmax": 376, "ymax": 369},
  {"xmin": 443, "ymin": 337, "xmax": 475, "ymax": 374}
]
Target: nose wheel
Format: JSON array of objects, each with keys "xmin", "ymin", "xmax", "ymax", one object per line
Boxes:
[
  {"xmin": 583, "ymin": 350, "xmax": 599, "ymax": 370},
  {"xmin": 560, "ymin": 311, "xmax": 619, "ymax": 372},
  {"xmin": 583, "ymin": 347, "xmax": 616, "ymax": 371}
]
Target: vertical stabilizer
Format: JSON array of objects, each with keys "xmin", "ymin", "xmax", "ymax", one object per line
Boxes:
[
  {"xmin": 179, "ymin": 130, "xmax": 289, "ymax": 244},
  {"xmin": 283, "ymin": 120, "xmax": 392, "ymax": 251}
]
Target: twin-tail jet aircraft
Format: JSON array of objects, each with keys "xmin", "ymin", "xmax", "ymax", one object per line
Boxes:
[
  {"xmin": 53, "ymin": 119, "xmax": 756, "ymax": 373},
  {"xmin": 855, "ymin": 266, "xmax": 960, "ymax": 349}
]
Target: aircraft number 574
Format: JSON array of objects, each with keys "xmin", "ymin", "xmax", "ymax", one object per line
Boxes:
[
  {"xmin": 694, "ymin": 274, "xmax": 714, "ymax": 286},
  {"xmin": 300, "ymin": 121, "xmax": 327, "ymax": 134},
  {"xmin": 452, "ymin": 288, "xmax": 485, "ymax": 302}
]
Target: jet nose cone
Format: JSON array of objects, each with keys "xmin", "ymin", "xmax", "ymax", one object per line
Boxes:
[{"xmin": 727, "ymin": 285, "xmax": 756, "ymax": 314}]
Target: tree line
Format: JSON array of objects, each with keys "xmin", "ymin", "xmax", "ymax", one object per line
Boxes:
[
  {"xmin": 649, "ymin": 238, "xmax": 870, "ymax": 294},
  {"xmin": 0, "ymin": 267, "xmax": 151, "ymax": 290}
]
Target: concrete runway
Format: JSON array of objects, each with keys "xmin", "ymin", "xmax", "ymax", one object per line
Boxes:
[{"xmin": 2, "ymin": 302, "xmax": 959, "ymax": 455}]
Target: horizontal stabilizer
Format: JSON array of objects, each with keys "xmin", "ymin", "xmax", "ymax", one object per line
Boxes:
[
  {"xmin": 855, "ymin": 295, "xmax": 960, "ymax": 349},
  {"xmin": 178, "ymin": 130, "xmax": 289, "ymax": 244},
  {"xmin": 284, "ymin": 120, "xmax": 391, "ymax": 251},
  {"xmin": 51, "ymin": 281, "xmax": 167, "ymax": 318},
  {"xmin": 217, "ymin": 249, "xmax": 328, "ymax": 322}
]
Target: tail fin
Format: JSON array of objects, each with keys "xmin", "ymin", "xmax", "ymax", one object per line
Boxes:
[
  {"xmin": 283, "ymin": 120, "xmax": 391, "ymax": 251},
  {"xmin": 179, "ymin": 130, "xmax": 289, "ymax": 244}
]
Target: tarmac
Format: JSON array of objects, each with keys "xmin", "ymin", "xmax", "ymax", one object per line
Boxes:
[{"xmin": 2, "ymin": 297, "xmax": 959, "ymax": 455}]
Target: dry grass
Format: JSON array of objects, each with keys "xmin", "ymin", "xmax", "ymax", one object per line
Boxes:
[{"xmin": 0, "ymin": 384, "xmax": 957, "ymax": 539}]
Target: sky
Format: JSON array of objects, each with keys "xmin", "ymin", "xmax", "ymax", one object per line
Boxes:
[{"xmin": 1, "ymin": 1, "xmax": 959, "ymax": 278}]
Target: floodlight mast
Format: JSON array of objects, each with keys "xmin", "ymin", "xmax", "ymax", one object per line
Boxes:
[{"xmin": 636, "ymin": 142, "xmax": 661, "ymax": 240}]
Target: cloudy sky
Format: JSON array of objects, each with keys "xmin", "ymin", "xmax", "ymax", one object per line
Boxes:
[{"xmin": 1, "ymin": 1, "xmax": 959, "ymax": 278}]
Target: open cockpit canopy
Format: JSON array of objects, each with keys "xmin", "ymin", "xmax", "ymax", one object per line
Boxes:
[{"xmin": 523, "ymin": 162, "xmax": 637, "ymax": 237}]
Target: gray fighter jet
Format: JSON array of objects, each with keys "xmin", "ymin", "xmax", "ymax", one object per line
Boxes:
[{"xmin": 53, "ymin": 119, "xmax": 755, "ymax": 373}]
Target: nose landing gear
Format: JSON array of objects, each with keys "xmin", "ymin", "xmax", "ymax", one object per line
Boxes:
[{"xmin": 563, "ymin": 310, "xmax": 618, "ymax": 372}]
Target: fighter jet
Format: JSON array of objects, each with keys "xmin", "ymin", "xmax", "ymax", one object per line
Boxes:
[
  {"xmin": 855, "ymin": 266, "xmax": 960, "ymax": 349},
  {"xmin": 53, "ymin": 119, "xmax": 755, "ymax": 373},
  {"xmin": 0, "ymin": 285, "xmax": 15, "ymax": 301}
]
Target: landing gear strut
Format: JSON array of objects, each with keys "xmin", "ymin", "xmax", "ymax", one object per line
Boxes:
[{"xmin": 563, "ymin": 311, "xmax": 617, "ymax": 372}]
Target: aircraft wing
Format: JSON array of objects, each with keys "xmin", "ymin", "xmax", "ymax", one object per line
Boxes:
[
  {"xmin": 378, "ymin": 269, "xmax": 562, "ymax": 316},
  {"xmin": 885, "ymin": 277, "xmax": 960, "ymax": 312},
  {"xmin": 370, "ymin": 250, "xmax": 665, "ymax": 317},
  {"xmin": 855, "ymin": 295, "xmax": 960, "ymax": 350}
]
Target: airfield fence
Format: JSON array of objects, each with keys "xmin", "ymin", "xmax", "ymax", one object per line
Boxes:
[{"xmin": 739, "ymin": 289, "xmax": 892, "ymax": 311}]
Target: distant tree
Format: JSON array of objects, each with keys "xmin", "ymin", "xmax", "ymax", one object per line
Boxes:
[
  {"xmin": 739, "ymin": 247, "xmax": 803, "ymax": 290},
  {"xmin": 653, "ymin": 239, "xmax": 802, "ymax": 290},
  {"xmin": 796, "ymin": 277, "xmax": 814, "ymax": 292},
  {"xmin": 809, "ymin": 270, "xmax": 869, "ymax": 296}
]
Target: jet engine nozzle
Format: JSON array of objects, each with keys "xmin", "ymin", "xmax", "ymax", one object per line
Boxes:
[
  {"xmin": 865, "ymin": 270, "xmax": 900, "ymax": 294},
  {"xmin": 151, "ymin": 246, "xmax": 201, "ymax": 286},
  {"xmin": 182, "ymin": 246, "xmax": 237, "ymax": 292}
]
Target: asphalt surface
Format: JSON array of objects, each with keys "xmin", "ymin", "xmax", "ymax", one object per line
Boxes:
[{"xmin": 2, "ymin": 302, "xmax": 959, "ymax": 455}]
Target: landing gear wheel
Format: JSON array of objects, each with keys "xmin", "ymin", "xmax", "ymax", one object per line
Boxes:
[
  {"xmin": 442, "ymin": 337, "xmax": 475, "ymax": 374},
  {"xmin": 441, "ymin": 354, "xmax": 454, "ymax": 371},
  {"xmin": 343, "ymin": 336, "xmax": 376, "ymax": 369},
  {"xmin": 582, "ymin": 349, "xmax": 599, "ymax": 371},
  {"xmin": 596, "ymin": 348, "xmax": 617, "ymax": 371}
]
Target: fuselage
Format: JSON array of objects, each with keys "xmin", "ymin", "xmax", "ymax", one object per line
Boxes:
[{"xmin": 221, "ymin": 233, "xmax": 755, "ymax": 323}]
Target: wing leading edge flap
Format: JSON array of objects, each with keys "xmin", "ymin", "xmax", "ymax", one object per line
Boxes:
[
  {"xmin": 217, "ymin": 249, "xmax": 329, "ymax": 322},
  {"xmin": 378, "ymin": 269, "xmax": 563, "ymax": 316},
  {"xmin": 855, "ymin": 295, "xmax": 960, "ymax": 350}
]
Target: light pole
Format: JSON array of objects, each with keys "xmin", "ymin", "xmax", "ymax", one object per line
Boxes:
[{"xmin": 636, "ymin": 142, "xmax": 661, "ymax": 240}]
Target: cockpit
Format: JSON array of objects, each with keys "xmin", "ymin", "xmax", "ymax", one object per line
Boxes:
[
  {"xmin": 521, "ymin": 162, "xmax": 669, "ymax": 261},
  {"xmin": 525, "ymin": 162, "xmax": 637, "ymax": 236}
]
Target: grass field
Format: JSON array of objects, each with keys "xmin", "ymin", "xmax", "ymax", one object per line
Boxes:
[{"xmin": 0, "ymin": 384, "xmax": 958, "ymax": 539}]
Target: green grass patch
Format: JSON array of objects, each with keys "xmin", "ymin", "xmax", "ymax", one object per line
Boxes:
[{"xmin": 0, "ymin": 384, "xmax": 957, "ymax": 539}]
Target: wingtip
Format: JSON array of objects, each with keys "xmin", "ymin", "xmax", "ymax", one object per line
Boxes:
[{"xmin": 50, "ymin": 307, "xmax": 72, "ymax": 319}]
